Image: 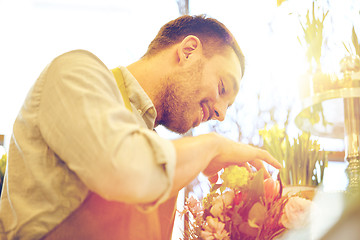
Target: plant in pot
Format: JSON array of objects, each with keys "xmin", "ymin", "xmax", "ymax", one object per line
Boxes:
[{"xmin": 259, "ymin": 124, "xmax": 328, "ymax": 199}]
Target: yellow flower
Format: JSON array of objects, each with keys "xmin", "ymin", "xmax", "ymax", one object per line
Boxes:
[
  {"xmin": 259, "ymin": 125, "xmax": 285, "ymax": 144},
  {"xmin": 221, "ymin": 166, "xmax": 249, "ymax": 189},
  {"xmin": 271, "ymin": 125, "xmax": 285, "ymax": 139},
  {"xmin": 258, "ymin": 128, "xmax": 271, "ymax": 143},
  {"xmin": 0, "ymin": 153, "xmax": 6, "ymax": 176}
]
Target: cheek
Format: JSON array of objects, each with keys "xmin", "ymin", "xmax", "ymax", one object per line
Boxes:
[{"xmin": 200, "ymin": 79, "xmax": 220, "ymax": 102}]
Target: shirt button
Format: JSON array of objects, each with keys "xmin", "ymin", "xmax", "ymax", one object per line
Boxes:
[{"xmin": 137, "ymin": 109, "xmax": 142, "ymax": 114}]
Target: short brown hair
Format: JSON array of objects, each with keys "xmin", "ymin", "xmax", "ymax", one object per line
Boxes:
[{"xmin": 143, "ymin": 15, "xmax": 245, "ymax": 77}]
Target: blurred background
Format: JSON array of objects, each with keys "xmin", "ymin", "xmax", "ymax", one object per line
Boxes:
[{"xmin": 1, "ymin": 0, "xmax": 360, "ymax": 238}]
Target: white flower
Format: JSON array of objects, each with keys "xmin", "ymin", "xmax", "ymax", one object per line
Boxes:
[{"xmin": 280, "ymin": 196, "xmax": 312, "ymax": 229}]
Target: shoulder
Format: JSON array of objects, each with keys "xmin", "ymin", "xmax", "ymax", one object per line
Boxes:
[
  {"xmin": 37, "ymin": 49, "xmax": 118, "ymax": 97},
  {"xmin": 51, "ymin": 49, "xmax": 108, "ymax": 70},
  {"xmin": 43, "ymin": 49, "xmax": 115, "ymax": 86}
]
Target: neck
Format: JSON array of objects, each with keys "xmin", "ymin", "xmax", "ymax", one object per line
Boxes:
[{"xmin": 126, "ymin": 51, "xmax": 176, "ymax": 126}]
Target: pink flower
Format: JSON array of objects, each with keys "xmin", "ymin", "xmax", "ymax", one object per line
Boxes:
[
  {"xmin": 185, "ymin": 196, "xmax": 203, "ymax": 218},
  {"xmin": 210, "ymin": 191, "xmax": 234, "ymax": 220},
  {"xmin": 234, "ymin": 191, "xmax": 243, "ymax": 205},
  {"xmin": 222, "ymin": 191, "xmax": 235, "ymax": 206},
  {"xmin": 264, "ymin": 177, "xmax": 280, "ymax": 201},
  {"xmin": 280, "ymin": 196, "xmax": 312, "ymax": 229},
  {"xmin": 201, "ymin": 216, "xmax": 230, "ymax": 240}
]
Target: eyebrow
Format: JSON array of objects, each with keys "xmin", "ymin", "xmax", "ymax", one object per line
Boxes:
[
  {"xmin": 224, "ymin": 75, "xmax": 239, "ymax": 108},
  {"xmin": 228, "ymin": 74, "xmax": 239, "ymax": 93}
]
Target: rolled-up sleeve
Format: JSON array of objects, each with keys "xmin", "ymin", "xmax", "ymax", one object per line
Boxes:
[{"xmin": 37, "ymin": 50, "xmax": 176, "ymax": 209}]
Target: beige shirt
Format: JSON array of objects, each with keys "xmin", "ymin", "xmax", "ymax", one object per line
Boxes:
[{"xmin": 0, "ymin": 50, "xmax": 176, "ymax": 240}]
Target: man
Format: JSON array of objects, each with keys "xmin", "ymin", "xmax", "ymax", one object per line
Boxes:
[{"xmin": 0, "ymin": 15, "xmax": 281, "ymax": 240}]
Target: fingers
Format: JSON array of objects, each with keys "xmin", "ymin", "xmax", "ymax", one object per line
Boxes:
[
  {"xmin": 207, "ymin": 160, "xmax": 272, "ymax": 185},
  {"xmin": 237, "ymin": 145, "xmax": 280, "ymax": 178},
  {"xmin": 205, "ymin": 139, "xmax": 281, "ymax": 183},
  {"xmin": 236, "ymin": 143, "xmax": 282, "ymax": 170},
  {"xmin": 235, "ymin": 145, "xmax": 280, "ymax": 178},
  {"xmin": 242, "ymin": 162, "xmax": 252, "ymax": 172},
  {"xmin": 208, "ymin": 174, "xmax": 218, "ymax": 184},
  {"xmin": 248, "ymin": 159, "xmax": 270, "ymax": 178},
  {"xmin": 252, "ymin": 147, "xmax": 282, "ymax": 169}
]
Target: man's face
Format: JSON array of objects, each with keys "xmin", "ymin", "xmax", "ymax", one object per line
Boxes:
[{"xmin": 159, "ymin": 48, "xmax": 242, "ymax": 134}]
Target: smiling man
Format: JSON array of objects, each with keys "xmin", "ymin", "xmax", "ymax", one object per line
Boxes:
[
  {"xmin": 0, "ymin": 15, "xmax": 281, "ymax": 240},
  {"xmin": 153, "ymin": 39, "xmax": 241, "ymax": 133}
]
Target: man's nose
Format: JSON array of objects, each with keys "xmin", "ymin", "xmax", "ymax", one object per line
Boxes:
[{"xmin": 212, "ymin": 101, "xmax": 227, "ymax": 121}]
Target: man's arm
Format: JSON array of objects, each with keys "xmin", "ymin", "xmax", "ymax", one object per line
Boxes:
[
  {"xmin": 170, "ymin": 132, "xmax": 282, "ymax": 197},
  {"xmin": 38, "ymin": 51, "xmax": 175, "ymax": 206}
]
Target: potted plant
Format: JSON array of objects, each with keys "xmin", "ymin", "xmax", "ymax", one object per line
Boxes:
[{"xmin": 259, "ymin": 125, "xmax": 328, "ymax": 198}]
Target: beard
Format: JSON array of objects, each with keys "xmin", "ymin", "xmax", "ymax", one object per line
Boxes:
[{"xmin": 157, "ymin": 60, "xmax": 204, "ymax": 134}]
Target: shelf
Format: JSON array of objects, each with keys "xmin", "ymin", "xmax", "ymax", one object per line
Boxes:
[{"xmin": 295, "ymin": 87, "xmax": 360, "ymax": 139}]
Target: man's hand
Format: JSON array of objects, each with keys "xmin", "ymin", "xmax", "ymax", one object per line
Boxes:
[
  {"xmin": 171, "ymin": 132, "xmax": 281, "ymax": 196},
  {"xmin": 202, "ymin": 134, "xmax": 281, "ymax": 180}
]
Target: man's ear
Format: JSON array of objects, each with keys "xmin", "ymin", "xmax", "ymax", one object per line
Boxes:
[{"xmin": 177, "ymin": 35, "xmax": 202, "ymax": 64}]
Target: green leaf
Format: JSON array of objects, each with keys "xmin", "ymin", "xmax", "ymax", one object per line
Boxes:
[
  {"xmin": 246, "ymin": 169, "xmax": 265, "ymax": 202},
  {"xmin": 248, "ymin": 202, "xmax": 266, "ymax": 227},
  {"xmin": 248, "ymin": 219, "xmax": 259, "ymax": 228},
  {"xmin": 231, "ymin": 209, "xmax": 244, "ymax": 226},
  {"xmin": 352, "ymin": 26, "xmax": 360, "ymax": 56},
  {"xmin": 238, "ymin": 222, "xmax": 259, "ymax": 237}
]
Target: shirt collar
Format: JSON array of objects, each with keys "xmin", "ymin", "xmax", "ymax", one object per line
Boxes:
[{"xmin": 119, "ymin": 66, "xmax": 157, "ymax": 129}]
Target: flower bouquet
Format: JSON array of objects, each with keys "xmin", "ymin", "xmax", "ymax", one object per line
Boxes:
[{"xmin": 180, "ymin": 166, "xmax": 312, "ymax": 240}]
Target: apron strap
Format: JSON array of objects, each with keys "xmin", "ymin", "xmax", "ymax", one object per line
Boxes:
[{"xmin": 111, "ymin": 67, "xmax": 132, "ymax": 112}]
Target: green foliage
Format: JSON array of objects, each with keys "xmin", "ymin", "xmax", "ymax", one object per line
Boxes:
[
  {"xmin": 202, "ymin": 191, "xmax": 220, "ymax": 211},
  {"xmin": 297, "ymin": 103, "xmax": 330, "ymax": 127},
  {"xmin": 343, "ymin": 26, "xmax": 360, "ymax": 56},
  {"xmin": 352, "ymin": 27, "xmax": 360, "ymax": 56},
  {"xmin": 298, "ymin": 1, "xmax": 329, "ymax": 70},
  {"xmin": 246, "ymin": 170, "xmax": 265, "ymax": 203},
  {"xmin": 259, "ymin": 125, "xmax": 328, "ymax": 186}
]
